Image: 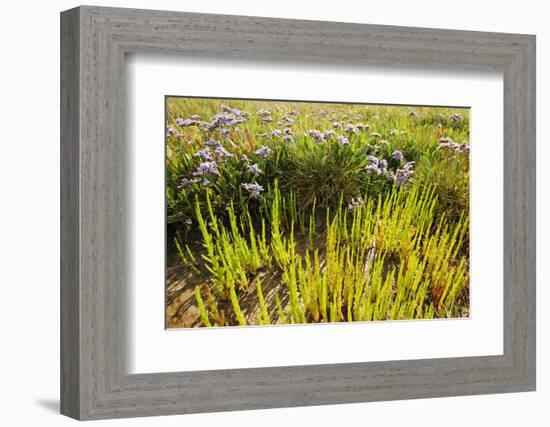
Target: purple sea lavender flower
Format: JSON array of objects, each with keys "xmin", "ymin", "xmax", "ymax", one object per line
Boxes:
[
  {"xmin": 366, "ymin": 155, "xmax": 385, "ymax": 175},
  {"xmin": 366, "ymin": 164, "xmax": 382, "ymax": 175},
  {"xmin": 344, "ymin": 123, "xmax": 358, "ymax": 135},
  {"xmin": 256, "ymin": 109, "xmax": 272, "ymax": 117},
  {"xmin": 332, "ymin": 121, "xmax": 341, "ymax": 128},
  {"xmin": 177, "ymin": 178, "xmax": 190, "ymax": 189},
  {"xmin": 450, "ymin": 113, "xmax": 462, "ymax": 122},
  {"xmin": 367, "ymin": 155, "xmax": 379, "ymax": 166},
  {"xmin": 438, "ymin": 137, "xmax": 470, "ymax": 154},
  {"xmin": 214, "ymin": 144, "xmax": 233, "ymax": 159},
  {"xmin": 281, "ymin": 116, "xmax": 294, "ymax": 125},
  {"xmin": 208, "ymin": 112, "xmax": 240, "ymax": 130},
  {"xmin": 247, "ymin": 163, "xmax": 262, "ymax": 177},
  {"xmin": 177, "ymin": 177, "xmax": 200, "ymax": 189},
  {"xmin": 196, "ymin": 120, "xmax": 211, "ymax": 130},
  {"xmin": 220, "ymin": 128, "xmax": 232, "ymax": 141},
  {"xmin": 308, "ymin": 130, "xmax": 323, "ymax": 142},
  {"xmin": 283, "ymin": 134, "xmax": 294, "ymax": 143},
  {"xmin": 322, "ymin": 130, "xmax": 336, "ymax": 140},
  {"xmin": 166, "ymin": 127, "xmax": 176, "ymax": 137},
  {"xmin": 337, "ymin": 135, "xmax": 350, "ymax": 146},
  {"xmin": 221, "ymin": 104, "xmax": 247, "ymax": 118},
  {"xmin": 242, "ymin": 182, "xmax": 264, "ymax": 198},
  {"xmin": 193, "ymin": 161, "xmax": 219, "ymax": 177},
  {"xmin": 271, "ymin": 129, "xmax": 282, "ymax": 137},
  {"xmin": 175, "ymin": 118, "xmax": 196, "ymax": 127},
  {"xmin": 393, "ymin": 150, "xmax": 405, "ymax": 162},
  {"xmin": 254, "ymin": 145, "xmax": 272, "ymax": 159},
  {"xmin": 195, "ymin": 147, "xmax": 213, "ymax": 161},
  {"xmin": 392, "ymin": 162, "xmax": 415, "ymax": 186}
]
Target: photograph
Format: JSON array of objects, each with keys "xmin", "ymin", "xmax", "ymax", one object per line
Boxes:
[{"xmin": 165, "ymin": 97, "xmax": 471, "ymax": 328}]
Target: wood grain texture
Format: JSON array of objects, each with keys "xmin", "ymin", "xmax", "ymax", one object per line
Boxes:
[
  {"xmin": 60, "ymin": 6, "xmax": 536, "ymax": 420},
  {"xmin": 60, "ymin": 7, "xmax": 80, "ymax": 419}
]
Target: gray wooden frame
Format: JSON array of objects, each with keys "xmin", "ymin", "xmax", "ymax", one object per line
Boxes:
[{"xmin": 60, "ymin": 5, "xmax": 536, "ymax": 420}]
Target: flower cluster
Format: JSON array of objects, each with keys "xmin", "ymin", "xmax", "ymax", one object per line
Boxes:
[
  {"xmin": 393, "ymin": 150, "xmax": 406, "ymax": 162},
  {"xmin": 255, "ymin": 145, "xmax": 272, "ymax": 159},
  {"xmin": 450, "ymin": 113, "xmax": 462, "ymax": 123},
  {"xmin": 344, "ymin": 123, "xmax": 359, "ymax": 135},
  {"xmin": 175, "ymin": 118, "xmax": 195, "ymax": 127},
  {"xmin": 221, "ymin": 104, "xmax": 248, "ymax": 118},
  {"xmin": 208, "ymin": 112, "xmax": 245, "ymax": 130},
  {"xmin": 241, "ymin": 182, "xmax": 264, "ymax": 198},
  {"xmin": 247, "ymin": 163, "xmax": 262, "ymax": 177},
  {"xmin": 307, "ymin": 129, "xmax": 336, "ymax": 143},
  {"xmin": 213, "ymin": 144, "xmax": 233, "ymax": 159},
  {"xmin": 392, "ymin": 162, "xmax": 415, "ymax": 186},
  {"xmin": 438, "ymin": 137, "xmax": 470, "ymax": 154},
  {"xmin": 195, "ymin": 140, "xmax": 233, "ymax": 161},
  {"xmin": 308, "ymin": 129, "xmax": 323, "ymax": 142},
  {"xmin": 196, "ymin": 147, "xmax": 213, "ymax": 161},
  {"xmin": 337, "ymin": 135, "xmax": 350, "ymax": 146},
  {"xmin": 256, "ymin": 109, "xmax": 272, "ymax": 117},
  {"xmin": 193, "ymin": 161, "xmax": 219, "ymax": 177},
  {"xmin": 277, "ymin": 116, "xmax": 294, "ymax": 127},
  {"xmin": 177, "ymin": 177, "xmax": 200, "ymax": 189},
  {"xmin": 366, "ymin": 155, "xmax": 388, "ymax": 176},
  {"xmin": 282, "ymin": 128, "xmax": 294, "ymax": 143}
]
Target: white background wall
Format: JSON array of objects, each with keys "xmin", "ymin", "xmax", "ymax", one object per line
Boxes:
[{"xmin": 0, "ymin": 0, "xmax": 547, "ymax": 425}]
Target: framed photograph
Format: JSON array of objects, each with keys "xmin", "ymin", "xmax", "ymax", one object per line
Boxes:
[{"xmin": 61, "ymin": 6, "xmax": 536, "ymax": 420}]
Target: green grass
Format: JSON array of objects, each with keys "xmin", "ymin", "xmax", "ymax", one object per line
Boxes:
[{"xmin": 166, "ymin": 98, "xmax": 470, "ymax": 328}]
